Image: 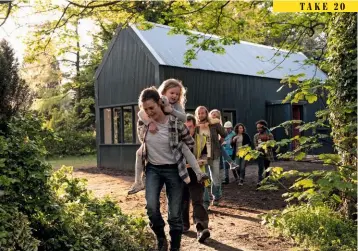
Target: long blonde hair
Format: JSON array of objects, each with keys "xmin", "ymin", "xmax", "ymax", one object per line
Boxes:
[
  {"xmin": 209, "ymin": 109, "xmax": 223, "ymax": 125},
  {"xmin": 158, "ymin": 78, "xmax": 187, "ymax": 108}
]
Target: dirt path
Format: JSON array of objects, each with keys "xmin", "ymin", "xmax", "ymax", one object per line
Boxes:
[{"xmin": 72, "ymin": 161, "xmax": 327, "ymax": 251}]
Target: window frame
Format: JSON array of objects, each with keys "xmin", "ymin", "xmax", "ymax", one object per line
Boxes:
[{"xmin": 99, "ymin": 103, "xmax": 140, "ymax": 145}]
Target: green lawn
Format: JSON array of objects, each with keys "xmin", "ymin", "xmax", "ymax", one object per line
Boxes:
[{"xmin": 48, "ymin": 155, "xmax": 97, "ymax": 169}]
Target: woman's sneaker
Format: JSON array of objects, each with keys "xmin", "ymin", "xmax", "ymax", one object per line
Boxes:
[
  {"xmin": 238, "ymin": 180, "xmax": 244, "ymax": 186},
  {"xmin": 127, "ymin": 182, "xmax": 145, "ymax": 195},
  {"xmin": 227, "ymin": 161, "xmax": 239, "ymax": 170}
]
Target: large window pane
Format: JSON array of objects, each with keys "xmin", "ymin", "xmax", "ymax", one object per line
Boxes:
[
  {"xmin": 123, "ymin": 106, "xmax": 133, "ymax": 143},
  {"xmin": 185, "ymin": 108, "xmax": 196, "ymax": 116},
  {"xmin": 113, "ymin": 107, "xmax": 122, "ymax": 143},
  {"xmin": 222, "ymin": 110, "xmax": 236, "ymax": 124},
  {"xmin": 134, "ymin": 105, "xmax": 141, "ymax": 144},
  {"xmin": 103, "ymin": 108, "xmax": 112, "ymax": 144}
]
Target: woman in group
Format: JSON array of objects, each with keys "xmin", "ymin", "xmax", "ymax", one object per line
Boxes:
[
  {"xmin": 137, "ymin": 87, "xmax": 194, "ymax": 251},
  {"xmin": 195, "ymin": 106, "xmax": 227, "ymax": 207},
  {"xmin": 231, "ymin": 123, "xmax": 252, "ymax": 186}
]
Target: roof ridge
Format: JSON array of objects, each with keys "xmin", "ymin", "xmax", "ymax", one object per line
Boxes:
[{"xmin": 141, "ymin": 22, "xmax": 298, "ymax": 55}]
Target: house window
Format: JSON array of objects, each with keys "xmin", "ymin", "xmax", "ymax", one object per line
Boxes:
[
  {"xmin": 222, "ymin": 110, "xmax": 236, "ymax": 125},
  {"xmin": 103, "ymin": 108, "xmax": 112, "ymax": 144},
  {"xmin": 100, "ymin": 105, "xmax": 139, "ymax": 144},
  {"xmin": 113, "ymin": 107, "xmax": 122, "ymax": 143},
  {"xmin": 185, "ymin": 108, "xmax": 196, "ymax": 116},
  {"xmin": 123, "ymin": 106, "xmax": 133, "ymax": 143},
  {"xmin": 134, "ymin": 105, "xmax": 141, "ymax": 144}
]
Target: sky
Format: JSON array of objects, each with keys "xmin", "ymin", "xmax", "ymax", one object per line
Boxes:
[{"xmin": 0, "ymin": 1, "xmax": 98, "ymax": 68}]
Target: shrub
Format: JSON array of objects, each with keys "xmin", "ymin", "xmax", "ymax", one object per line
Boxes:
[
  {"xmin": 44, "ymin": 130, "xmax": 96, "ymax": 157},
  {"xmin": 0, "ymin": 205, "xmax": 40, "ymax": 251},
  {"xmin": 263, "ymin": 205, "xmax": 357, "ymax": 251},
  {"xmin": 0, "ymin": 114, "xmax": 153, "ymax": 250}
]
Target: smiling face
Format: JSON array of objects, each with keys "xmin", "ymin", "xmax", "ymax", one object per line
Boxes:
[
  {"xmin": 197, "ymin": 107, "xmax": 208, "ymax": 122},
  {"xmin": 142, "ymin": 99, "xmax": 164, "ymax": 122},
  {"xmin": 164, "ymin": 86, "xmax": 181, "ymax": 104},
  {"xmin": 210, "ymin": 111, "xmax": 220, "ymax": 120},
  {"xmin": 256, "ymin": 123, "xmax": 265, "ymax": 133}
]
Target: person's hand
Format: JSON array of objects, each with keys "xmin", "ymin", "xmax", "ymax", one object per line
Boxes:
[
  {"xmin": 163, "ymin": 105, "xmax": 173, "ymax": 113},
  {"xmin": 161, "ymin": 95, "xmax": 170, "ymax": 106},
  {"xmin": 149, "ymin": 122, "xmax": 158, "ymax": 134}
]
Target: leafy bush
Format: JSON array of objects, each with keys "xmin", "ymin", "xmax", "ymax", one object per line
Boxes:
[
  {"xmin": 263, "ymin": 205, "xmax": 357, "ymax": 251},
  {"xmin": 0, "ymin": 205, "xmax": 39, "ymax": 251},
  {"xmin": 0, "ymin": 114, "xmax": 153, "ymax": 250},
  {"xmin": 44, "ymin": 130, "xmax": 96, "ymax": 157}
]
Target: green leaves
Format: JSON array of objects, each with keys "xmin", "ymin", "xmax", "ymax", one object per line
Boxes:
[
  {"xmin": 305, "ymin": 93, "xmax": 318, "ymax": 104},
  {"xmin": 291, "ymin": 179, "xmax": 315, "ymax": 189},
  {"xmin": 294, "ymin": 152, "xmax": 306, "ymax": 161}
]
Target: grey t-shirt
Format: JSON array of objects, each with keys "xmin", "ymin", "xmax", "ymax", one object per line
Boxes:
[
  {"xmin": 235, "ymin": 134, "xmax": 243, "ymax": 152},
  {"xmin": 145, "ymin": 117, "xmax": 176, "ymax": 165},
  {"xmin": 171, "ymin": 103, "xmax": 187, "ymax": 122}
]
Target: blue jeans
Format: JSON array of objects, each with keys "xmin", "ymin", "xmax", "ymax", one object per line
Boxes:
[
  {"xmin": 223, "ymin": 160, "xmax": 239, "ymax": 182},
  {"xmin": 235, "ymin": 157, "xmax": 246, "ymax": 181},
  {"xmin": 257, "ymin": 157, "xmax": 270, "ymax": 182},
  {"xmin": 221, "ymin": 146, "xmax": 234, "ymax": 163},
  {"xmin": 203, "ymin": 159, "xmax": 222, "ymax": 208},
  {"xmin": 145, "ymin": 163, "xmax": 184, "ymax": 248}
]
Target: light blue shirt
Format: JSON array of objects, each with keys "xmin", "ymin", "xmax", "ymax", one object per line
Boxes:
[{"xmin": 223, "ymin": 131, "xmax": 236, "ymax": 156}]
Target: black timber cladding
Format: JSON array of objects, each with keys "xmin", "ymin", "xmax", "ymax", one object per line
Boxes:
[
  {"xmin": 94, "ymin": 25, "xmax": 329, "ymax": 170},
  {"xmin": 96, "ymin": 27, "xmax": 159, "ymax": 107},
  {"xmin": 159, "ymin": 65, "xmax": 322, "ymax": 138}
]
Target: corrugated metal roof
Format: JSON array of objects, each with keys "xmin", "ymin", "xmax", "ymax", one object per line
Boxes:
[{"xmin": 131, "ymin": 23, "xmax": 327, "ymax": 81}]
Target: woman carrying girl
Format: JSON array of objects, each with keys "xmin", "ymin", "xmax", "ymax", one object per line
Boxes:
[
  {"xmin": 128, "ymin": 79, "xmax": 208, "ymax": 195},
  {"xmin": 136, "ymin": 87, "xmax": 194, "ymax": 251}
]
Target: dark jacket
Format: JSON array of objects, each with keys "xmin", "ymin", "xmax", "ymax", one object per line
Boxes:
[{"xmin": 231, "ymin": 133, "xmax": 252, "ymax": 160}]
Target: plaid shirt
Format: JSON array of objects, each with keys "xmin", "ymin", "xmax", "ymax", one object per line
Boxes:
[{"xmin": 137, "ymin": 115, "xmax": 194, "ymax": 182}]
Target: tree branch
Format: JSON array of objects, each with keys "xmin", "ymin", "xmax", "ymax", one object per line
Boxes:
[
  {"xmin": 66, "ymin": 0, "xmax": 121, "ymax": 9},
  {"xmin": 0, "ymin": 2, "xmax": 12, "ymax": 27},
  {"xmin": 171, "ymin": 1, "xmax": 213, "ymax": 17}
]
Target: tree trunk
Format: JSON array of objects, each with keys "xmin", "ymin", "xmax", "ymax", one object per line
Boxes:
[{"xmin": 326, "ymin": 13, "xmax": 357, "ymax": 219}]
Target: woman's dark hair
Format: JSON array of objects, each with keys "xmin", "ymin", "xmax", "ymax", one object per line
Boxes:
[
  {"xmin": 138, "ymin": 86, "xmax": 161, "ymax": 108},
  {"xmin": 255, "ymin": 119, "xmax": 268, "ymax": 128},
  {"xmin": 186, "ymin": 113, "xmax": 196, "ymax": 126},
  {"xmin": 234, "ymin": 123, "xmax": 246, "ymax": 134}
]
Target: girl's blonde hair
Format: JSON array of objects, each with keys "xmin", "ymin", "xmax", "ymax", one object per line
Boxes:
[
  {"xmin": 209, "ymin": 109, "xmax": 223, "ymax": 125},
  {"xmin": 158, "ymin": 78, "xmax": 187, "ymax": 108}
]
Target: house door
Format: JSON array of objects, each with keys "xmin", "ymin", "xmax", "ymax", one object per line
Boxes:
[
  {"xmin": 292, "ymin": 105, "xmax": 303, "ymax": 150},
  {"xmin": 266, "ymin": 102, "xmax": 292, "ymax": 153}
]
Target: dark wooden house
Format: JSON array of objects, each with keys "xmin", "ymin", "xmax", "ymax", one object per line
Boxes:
[{"xmin": 94, "ymin": 23, "xmax": 328, "ymax": 170}]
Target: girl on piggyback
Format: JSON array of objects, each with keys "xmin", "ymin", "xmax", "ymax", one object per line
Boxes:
[{"xmin": 128, "ymin": 79, "xmax": 209, "ymax": 194}]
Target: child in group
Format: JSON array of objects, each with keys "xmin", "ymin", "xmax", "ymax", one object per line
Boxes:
[
  {"xmin": 208, "ymin": 109, "xmax": 239, "ymax": 170},
  {"xmin": 128, "ymin": 79, "xmax": 209, "ymax": 195}
]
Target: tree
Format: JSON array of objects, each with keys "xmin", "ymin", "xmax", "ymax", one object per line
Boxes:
[
  {"xmin": 326, "ymin": 13, "xmax": 357, "ymax": 218},
  {"xmin": 0, "ymin": 40, "xmax": 32, "ymax": 127}
]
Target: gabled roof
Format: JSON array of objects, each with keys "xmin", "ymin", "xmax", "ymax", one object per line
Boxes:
[{"xmin": 131, "ymin": 23, "xmax": 327, "ymax": 81}]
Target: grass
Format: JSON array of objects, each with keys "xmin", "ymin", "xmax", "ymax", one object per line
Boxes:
[{"xmin": 48, "ymin": 155, "xmax": 97, "ymax": 170}]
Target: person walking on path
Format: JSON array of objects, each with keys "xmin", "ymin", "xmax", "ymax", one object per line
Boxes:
[
  {"xmin": 137, "ymin": 87, "xmax": 194, "ymax": 251},
  {"xmin": 182, "ymin": 114, "xmax": 211, "ymax": 243}
]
